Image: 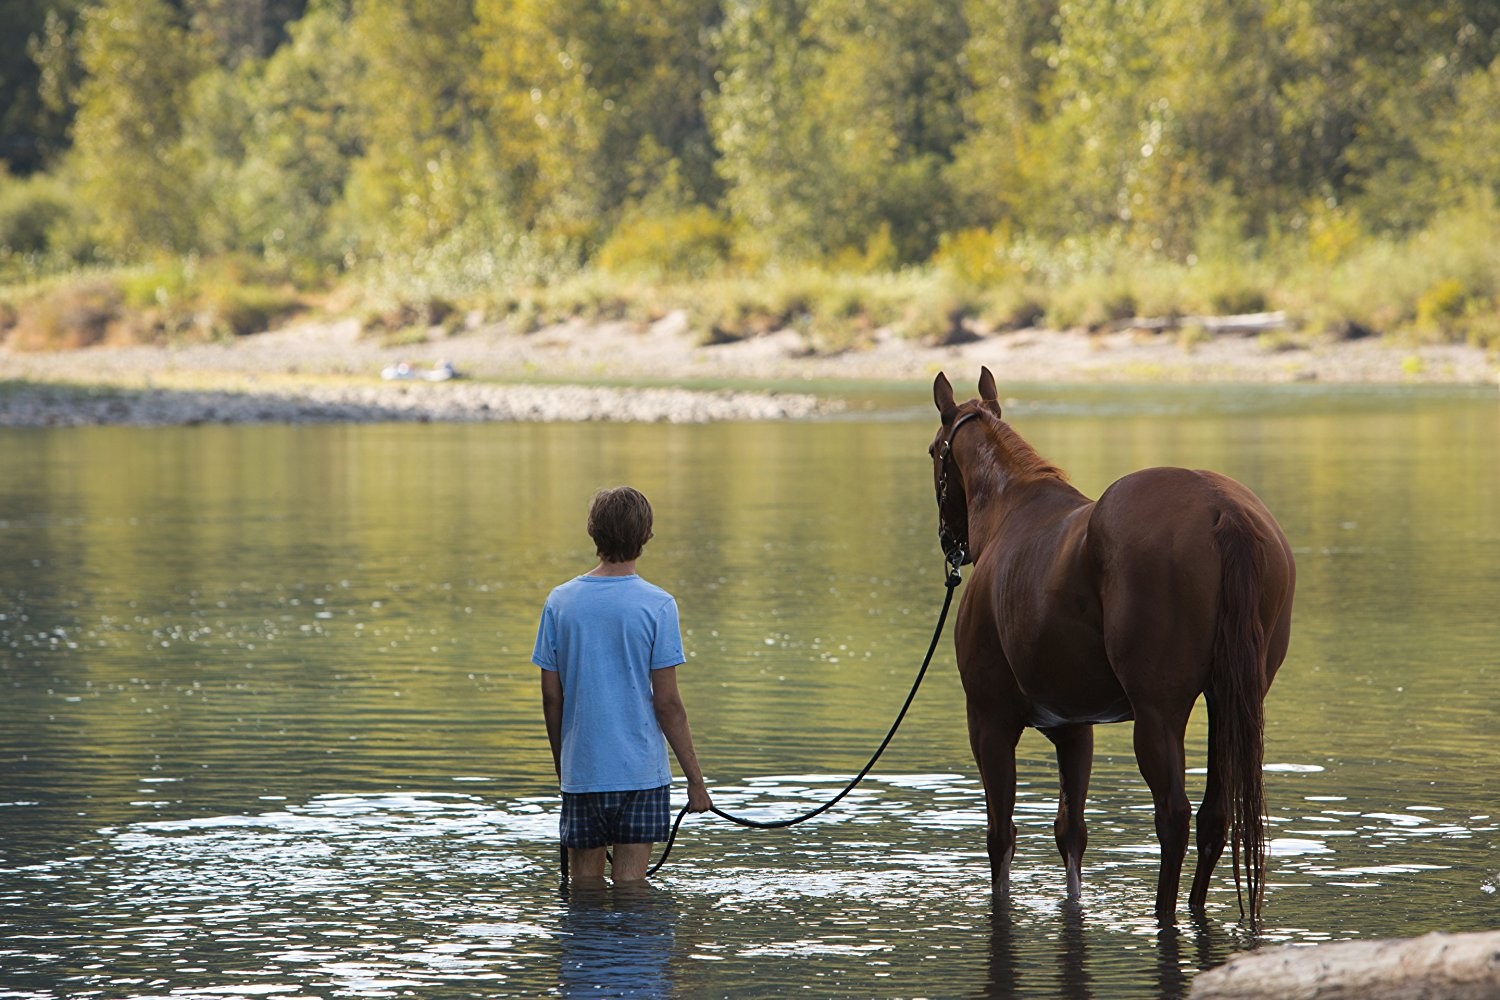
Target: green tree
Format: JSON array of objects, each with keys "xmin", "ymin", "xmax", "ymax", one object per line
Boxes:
[
  {"xmin": 1026, "ymin": 0, "xmax": 1162, "ymax": 240},
  {"xmin": 206, "ymin": 0, "xmax": 362, "ymax": 264},
  {"xmin": 474, "ymin": 0, "xmax": 722, "ymax": 248},
  {"xmin": 190, "ymin": 0, "xmax": 311, "ymax": 67},
  {"xmin": 1423, "ymin": 56, "xmax": 1500, "ymax": 205},
  {"xmin": 712, "ymin": 0, "xmax": 968, "ymax": 264},
  {"xmin": 70, "ymin": 0, "xmax": 207, "ymax": 255},
  {"xmin": 1, "ymin": 0, "xmax": 87, "ymax": 175},
  {"xmin": 947, "ymin": 0, "xmax": 1059, "ymax": 230},
  {"xmin": 808, "ymin": 0, "xmax": 969, "ymax": 261},
  {"xmin": 1122, "ymin": 0, "xmax": 1285, "ymax": 253},
  {"xmin": 1328, "ymin": 1, "xmax": 1500, "ymax": 229},
  {"xmin": 709, "ymin": 0, "xmax": 838, "ymax": 261},
  {"xmin": 342, "ymin": 0, "xmax": 488, "ymax": 252}
]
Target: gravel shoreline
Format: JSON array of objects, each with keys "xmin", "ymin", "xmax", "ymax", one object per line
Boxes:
[
  {"xmin": 3, "ymin": 311, "xmax": 1496, "ymax": 426},
  {"xmin": 0, "ymin": 377, "xmax": 832, "ymax": 427}
]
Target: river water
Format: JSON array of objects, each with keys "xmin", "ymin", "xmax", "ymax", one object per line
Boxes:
[{"xmin": 1, "ymin": 382, "xmax": 1497, "ymax": 998}]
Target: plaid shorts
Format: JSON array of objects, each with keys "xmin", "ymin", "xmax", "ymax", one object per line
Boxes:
[{"xmin": 560, "ymin": 784, "xmax": 671, "ymax": 849}]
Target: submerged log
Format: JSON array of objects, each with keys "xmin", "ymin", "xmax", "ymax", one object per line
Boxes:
[{"xmin": 1190, "ymin": 930, "xmax": 1500, "ymax": 999}]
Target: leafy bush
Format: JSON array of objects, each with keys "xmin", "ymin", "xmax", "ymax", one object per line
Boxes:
[
  {"xmin": 596, "ymin": 207, "xmax": 734, "ymax": 280},
  {"xmin": 977, "ymin": 286, "xmax": 1046, "ymax": 331},
  {"xmin": 1462, "ymin": 300, "xmax": 1500, "ymax": 351},
  {"xmin": 119, "ymin": 259, "xmax": 196, "ymax": 311},
  {"xmin": 203, "ymin": 282, "xmax": 303, "ymax": 337},
  {"xmin": 1415, "ymin": 278, "xmax": 1471, "ymax": 337},
  {"xmin": 6, "ymin": 280, "xmax": 122, "ymax": 350},
  {"xmin": 0, "ymin": 173, "xmax": 73, "ymax": 256},
  {"xmin": 935, "ymin": 228, "xmax": 1010, "ymax": 288},
  {"xmin": 895, "ymin": 277, "xmax": 982, "ymax": 345}
]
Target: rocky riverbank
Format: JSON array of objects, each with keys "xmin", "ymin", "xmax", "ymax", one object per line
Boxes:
[
  {"xmin": 2, "ymin": 311, "xmax": 1496, "ymax": 426},
  {"xmin": 0, "ymin": 377, "xmax": 832, "ymax": 427}
]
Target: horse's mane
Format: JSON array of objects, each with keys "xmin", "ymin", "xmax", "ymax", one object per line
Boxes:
[{"xmin": 966, "ymin": 404, "xmax": 1068, "ymax": 485}]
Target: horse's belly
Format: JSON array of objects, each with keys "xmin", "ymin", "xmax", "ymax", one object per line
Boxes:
[
  {"xmin": 1009, "ymin": 625, "xmax": 1127, "ymax": 727},
  {"xmin": 1012, "ymin": 665, "xmax": 1134, "ymax": 726},
  {"xmin": 1026, "ymin": 698, "xmax": 1134, "ymax": 729}
]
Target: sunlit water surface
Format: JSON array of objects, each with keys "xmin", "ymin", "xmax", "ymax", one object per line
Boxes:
[{"xmin": 2, "ymin": 382, "xmax": 1497, "ymax": 998}]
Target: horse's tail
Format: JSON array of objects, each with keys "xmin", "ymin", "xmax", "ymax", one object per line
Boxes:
[{"xmin": 1208, "ymin": 504, "xmax": 1269, "ymax": 924}]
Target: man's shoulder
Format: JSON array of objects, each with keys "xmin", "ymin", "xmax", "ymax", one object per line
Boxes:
[
  {"xmin": 632, "ymin": 577, "xmax": 676, "ymax": 602},
  {"xmin": 546, "ymin": 574, "xmax": 675, "ymax": 609}
]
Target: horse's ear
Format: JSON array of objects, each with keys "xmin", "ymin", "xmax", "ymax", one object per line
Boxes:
[
  {"xmin": 933, "ymin": 372, "xmax": 958, "ymax": 422},
  {"xmin": 978, "ymin": 366, "xmax": 999, "ymax": 407}
]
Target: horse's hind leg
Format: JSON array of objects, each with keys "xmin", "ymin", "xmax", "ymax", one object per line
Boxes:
[
  {"xmin": 1189, "ymin": 700, "xmax": 1227, "ymax": 911},
  {"xmin": 1042, "ymin": 723, "xmax": 1094, "ymax": 900},
  {"xmin": 1132, "ymin": 706, "xmax": 1192, "ymax": 922}
]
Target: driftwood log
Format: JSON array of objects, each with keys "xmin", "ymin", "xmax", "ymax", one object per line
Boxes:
[
  {"xmin": 1117, "ymin": 311, "xmax": 1289, "ymax": 336},
  {"xmin": 1190, "ymin": 930, "xmax": 1500, "ymax": 999}
]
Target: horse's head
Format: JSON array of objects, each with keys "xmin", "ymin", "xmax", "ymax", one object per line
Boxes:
[{"xmin": 930, "ymin": 368, "xmax": 1002, "ymax": 574}]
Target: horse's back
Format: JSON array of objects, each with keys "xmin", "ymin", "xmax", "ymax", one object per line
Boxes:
[{"xmin": 1093, "ymin": 466, "xmax": 1288, "ymax": 560}]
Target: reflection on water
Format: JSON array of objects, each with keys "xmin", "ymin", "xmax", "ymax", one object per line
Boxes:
[
  {"xmin": 2, "ymin": 384, "xmax": 1498, "ymax": 997},
  {"xmin": 560, "ymin": 882, "xmax": 676, "ymax": 998}
]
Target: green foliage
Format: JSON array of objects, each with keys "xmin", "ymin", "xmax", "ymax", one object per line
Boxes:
[
  {"xmin": 345, "ymin": 0, "xmax": 488, "ymax": 252},
  {"xmin": 217, "ymin": 3, "xmax": 361, "ymax": 266},
  {"xmin": 1420, "ymin": 54, "xmax": 1500, "ymax": 209},
  {"xmin": 596, "ymin": 207, "xmax": 734, "ymax": 280},
  {"xmin": 197, "ymin": 276, "xmax": 303, "ymax": 339},
  {"xmin": 70, "ymin": 0, "xmax": 206, "ymax": 255},
  {"xmin": 708, "ymin": 0, "xmax": 836, "ymax": 261},
  {"xmin": 474, "ymin": 0, "xmax": 722, "ymax": 246},
  {"xmin": 934, "ymin": 228, "xmax": 1011, "ymax": 288},
  {"xmin": 1416, "ymin": 279, "xmax": 1472, "ymax": 338},
  {"xmin": 710, "ymin": 0, "xmax": 968, "ymax": 264},
  {"xmin": 0, "ymin": 171, "xmax": 72, "ymax": 257},
  {"xmin": 896, "ymin": 279, "xmax": 982, "ymax": 345},
  {"xmin": 1, "ymin": 2, "xmax": 87, "ymax": 175}
]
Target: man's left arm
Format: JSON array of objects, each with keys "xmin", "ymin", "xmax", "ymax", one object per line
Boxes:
[{"xmin": 651, "ymin": 666, "xmax": 712, "ymax": 812}]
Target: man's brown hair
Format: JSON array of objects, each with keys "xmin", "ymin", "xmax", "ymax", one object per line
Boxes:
[{"xmin": 588, "ymin": 486, "xmax": 655, "ymax": 563}]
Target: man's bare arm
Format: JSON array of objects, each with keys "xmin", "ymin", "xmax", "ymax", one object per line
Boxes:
[
  {"xmin": 540, "ymin": 669, "xmax": 564, "ymax": 779},
  {"xmin": 651, "ymin": 666, "xmax": 712, "ymax": 812}
]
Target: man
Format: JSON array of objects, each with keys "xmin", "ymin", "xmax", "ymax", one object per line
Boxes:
[{"xmin": 533, "ymin": 486, "xmax": 713, "ymax": 881}]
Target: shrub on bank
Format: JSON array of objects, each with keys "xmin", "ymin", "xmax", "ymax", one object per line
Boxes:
[
  {"xmin": 0, "ymin": 173, "xmax": 73, "ymax": 258},
  {"xmin": 596, "ymin": 207, "xmax": 734, "ymax": 280},
  {"xmin": 1, "ymin": 259, "xmax": 304, "ymax": 351},
  {"xmin": 5, "ymin": 280, "xmax": 121, "ymax": 350}
]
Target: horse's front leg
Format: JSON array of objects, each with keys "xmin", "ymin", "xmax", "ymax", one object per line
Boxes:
[
  {"xmin": 967, "ymin": 700, "xmax": 1023, "ymax": 887},
  {"xmin": 1042, "ymin": 723, "xmax": 1094, "ymax": 900}
]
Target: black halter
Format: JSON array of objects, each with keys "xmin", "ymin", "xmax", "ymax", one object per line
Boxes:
[{"xmin": 935, "ymin": 409, "xmax": 983, "ymax": 584}]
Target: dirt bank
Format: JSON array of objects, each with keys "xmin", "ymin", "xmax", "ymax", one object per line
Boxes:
[{"xmin": 2, "ymin": 311, "xmax": 1496, "ymax": 426}]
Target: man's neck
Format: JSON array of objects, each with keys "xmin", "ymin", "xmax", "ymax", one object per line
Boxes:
[{"xmin": 588, "ymin": 559, "xmax": 638, "ymax": 577}]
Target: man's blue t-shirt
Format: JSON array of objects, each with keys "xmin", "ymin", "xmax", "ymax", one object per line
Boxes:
[{"xmin": 532, "ymin": 574, "xmax": 686, "ymax": 793}]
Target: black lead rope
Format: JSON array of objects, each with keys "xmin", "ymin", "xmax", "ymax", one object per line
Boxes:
[{"xmin": 630, "ymin": 561, "xmax": 965, "ymax": 879}]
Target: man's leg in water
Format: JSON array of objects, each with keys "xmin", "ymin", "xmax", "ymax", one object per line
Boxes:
[{"xmin": 611, "ymin": 842, "xmax": 653, "ymax": 881}]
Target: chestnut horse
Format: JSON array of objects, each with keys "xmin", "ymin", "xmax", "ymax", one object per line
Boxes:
[{"xmin": 930, "ymin": 369, "xmax": 1294, "ymax": 924}]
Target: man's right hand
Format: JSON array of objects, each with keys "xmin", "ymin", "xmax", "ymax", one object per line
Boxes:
[{"xmin": 687, "ymin": 779, "xmax": 713, "ymax": 813}]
